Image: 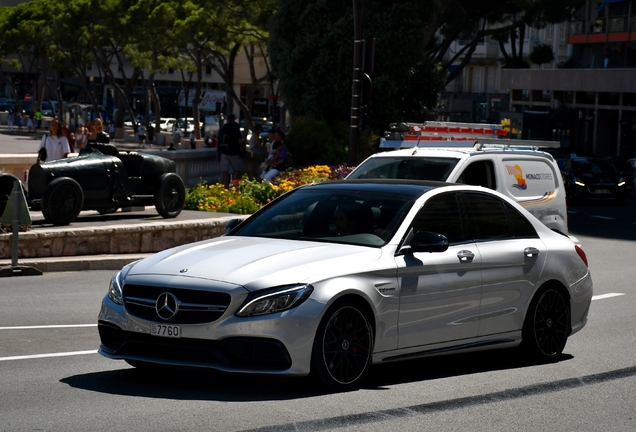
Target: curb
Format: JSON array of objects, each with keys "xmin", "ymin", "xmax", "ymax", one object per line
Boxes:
[{"xmin": 0, "ymin": 254, "xmax": 152, "ymax": 273}]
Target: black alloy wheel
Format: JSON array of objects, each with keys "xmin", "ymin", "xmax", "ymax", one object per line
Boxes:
[
  {"xmin": 312, "ymin": 301, "xmax": 373, "ymax": 391},
  {"xmin": 41, "ymin": 177, "xmax": 84, "ymax": 226},
  {"xmin": 522, "ymin": 288, "xmax": 570, "ymax": 360},
  {"xmin": 154, "ymin": 173, "xmax": 185, "ymax": 218}
]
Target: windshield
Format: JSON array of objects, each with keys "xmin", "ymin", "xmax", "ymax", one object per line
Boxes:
[
  {"xmin": 574, "ymin": 160, "xmax": 617, "ymax": 176},
  {"xmin": 231, "ymin": 187, "xmax": 417, "ymax": 247},
  {"xmin": 347, "ymin": 156, "xmax": 460, "ymax": 181}
]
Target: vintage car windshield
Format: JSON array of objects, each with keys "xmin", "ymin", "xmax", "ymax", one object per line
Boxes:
[
  {"xmin": 347, "ymin": 156, "xmax": 460, "ymax": 181},
  {"xmin": 231, "ymin": 186, "xmax": 418, "ymax": 247}
]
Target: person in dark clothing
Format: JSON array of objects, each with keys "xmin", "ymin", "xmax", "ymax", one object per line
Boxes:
[{"xmin": 217, "ymin": 113, "xmax": 244, "ymax": 187}]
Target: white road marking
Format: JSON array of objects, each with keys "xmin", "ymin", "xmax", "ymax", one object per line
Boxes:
[
  {"xmin": 0, "ymin": 293, "xmax": 626, "ymax": 362},
  {"xmin": 592, "ymin": 293, "xmax": 625, "ymax": 301},
  {"xmin": 592, "ymin": 216, "xmax": 615, "ymax": 220},
  {"xmin": 0, "ymin": 350, "xmax": 97, "ymax": 362},
  {"xmin": 0, "ymin": 324, "xmax": 97, "ymax": 330}
]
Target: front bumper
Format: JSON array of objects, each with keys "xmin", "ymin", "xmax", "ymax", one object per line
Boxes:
[{"xmin": 98, "ymin": 294, "xmax": 324, "ymax": 376}]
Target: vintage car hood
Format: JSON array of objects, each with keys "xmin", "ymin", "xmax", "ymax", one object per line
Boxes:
[{"xmin": 127, "ymin": 236, "xmax": 384, "ymax": 289}]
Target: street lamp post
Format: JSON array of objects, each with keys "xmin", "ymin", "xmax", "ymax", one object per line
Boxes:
[{"xmin": 349, "ymin": 0, "xmax": 367, "ymax": 166}]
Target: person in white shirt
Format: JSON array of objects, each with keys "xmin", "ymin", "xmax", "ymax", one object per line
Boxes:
[{"xmin": 38, "ymin": 118, "xmax": 71, "ymax": 162}]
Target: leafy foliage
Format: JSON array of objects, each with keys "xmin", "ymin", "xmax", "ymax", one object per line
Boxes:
[
  {"xmin": 269, "ymin": 0, "xmax": 448, "ymax": 132},
  {"xmin": 529, "ymin": 43, "xmax": 555, "ymax": 66},
  {"xmin": 285, "ymin": 117, "xmax": 347, "ymax": 167}
]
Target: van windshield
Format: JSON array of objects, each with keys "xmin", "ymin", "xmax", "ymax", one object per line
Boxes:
[{"xmin": 347, "ymin": 157, "xmax": 460, "ymax": 181}]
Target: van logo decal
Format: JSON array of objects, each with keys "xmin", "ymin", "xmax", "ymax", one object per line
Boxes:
[{"xmin": 506, "ymin": 165, "xmax": 527, "ymax": 190}]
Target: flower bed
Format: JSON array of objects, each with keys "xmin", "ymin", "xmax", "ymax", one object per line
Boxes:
[{"xmin": 185, "ymin": 164, "xmax": 354, "ymax": 214}]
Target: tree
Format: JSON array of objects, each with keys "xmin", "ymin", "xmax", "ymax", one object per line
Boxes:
[
  {"xmin": 269, "ymin": 0, "xmax": 448, "ymax": 141},
  {"xmin": 426, "ymin": 0, "xmax": 585, "ymax": 81},
  {"xmin": 529, "ymin": 43, "xmax": 555, "ymax": 66}
]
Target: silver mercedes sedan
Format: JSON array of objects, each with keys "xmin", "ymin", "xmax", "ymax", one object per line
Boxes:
[{"xmin": 98, "ymin": 180, "xmax": 593, "ymax": 390}]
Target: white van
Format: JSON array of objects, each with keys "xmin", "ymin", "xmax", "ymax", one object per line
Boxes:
[{"xmin": 347, "ymin": 122, "xmax": 569, "ymax": 235}]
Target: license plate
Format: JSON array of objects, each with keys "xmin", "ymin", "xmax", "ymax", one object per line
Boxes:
[
  {"xmin": 151, "ymin": 323, "xmax": 181, "ymax": 338},
  {"xmin": 595, "ymin": 189, "xmax": 611, "ymax": 194}
]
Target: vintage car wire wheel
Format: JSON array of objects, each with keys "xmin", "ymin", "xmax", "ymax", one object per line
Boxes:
[
  {"xmin": 522, "ymin": 287, "xmax": 570, "ymax": 360},
  {"xmin": 312, "ymin": 300, "xmax": 373, "ymax": 390},
  {"xmin": 41, "ymin": 177, "xmax": 84, "ymax": 226},
  {"xmin": 155, "ymin": 173, "xmax": 185, "ymax": 218}
]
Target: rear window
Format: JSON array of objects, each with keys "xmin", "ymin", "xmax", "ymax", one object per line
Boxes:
[{"xmin": 347, "ymin": 157, "xmax": 459, "ymax": 181}]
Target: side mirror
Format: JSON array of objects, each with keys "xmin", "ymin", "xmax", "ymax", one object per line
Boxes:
[
  {"xmin": 402, "ymin": 231, "xmax": 448, "ymax": 254},
  {"xmin": 225, "ymin": 218, "xmax": 243, "ymax": 233}
]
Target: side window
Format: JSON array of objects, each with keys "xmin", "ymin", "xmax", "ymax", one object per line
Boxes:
[
  {"xmin": 457, "ymin": 160, "xmax": 495, "ymax": 189},
  {"xmin": 503, "ymin": 202, "xmax": 538, "ymax": 238},
  {"xmin": 463, "ymin": 192, "xmax": 511, "ymax": 240},
  {"xmin": 411, "ymin": 193, "xmax": 465, "ymax": 244}
]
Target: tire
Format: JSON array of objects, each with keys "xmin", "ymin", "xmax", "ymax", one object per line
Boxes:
[
  {"xmin": 154, "ymin": 173, "xmax": 185, "ymax": 218},
  {"xmin": 521, "ymin": 287, "xmax": 570, "ymax": 361},
  {"xmin": 311, "ymin": 300, "xmax": 373, "ymax": 391},
  {"xmin": 41, "ymin": 177, "xmax": 84, "ymax": 226}
]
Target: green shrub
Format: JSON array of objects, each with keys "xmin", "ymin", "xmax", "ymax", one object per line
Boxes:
[{"xmin": 285, "ymin": 116, "xmax": 347, "ymax": 166}]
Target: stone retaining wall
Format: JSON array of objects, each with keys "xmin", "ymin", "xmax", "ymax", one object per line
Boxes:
[{"xmin": 0, "ymin": 216, "xmax": 247, "ymax": 260}]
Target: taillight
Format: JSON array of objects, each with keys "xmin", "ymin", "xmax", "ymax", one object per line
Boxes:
[{"xmin": 575, "ymin": 245, "xmax": 588, "ymax": 267}]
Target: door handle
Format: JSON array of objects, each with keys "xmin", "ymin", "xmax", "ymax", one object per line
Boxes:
[
  {"xmin": 457, "ymin": 250, "xmax": 475, "ymax": 262},
  {"xmin": 524, "ymin": 247, "xmax": 540, "ymax": 258}
]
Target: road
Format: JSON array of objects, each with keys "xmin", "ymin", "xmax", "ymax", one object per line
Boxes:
[{"xmin": 1, "ymin": 200, "xmax": 635, "ymax": 431}]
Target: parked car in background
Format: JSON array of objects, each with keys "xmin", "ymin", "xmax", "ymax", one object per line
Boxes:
[
  {"xmin": 603, "ymin": 156, "xmax": 635, "ymax": 197},
  {"xmin": 562, "ymin": 156, "xmax": 628, "ymax": 204},
  {"xmin": 98, "ymin": 180, "xmax": 592, "ymax": 390},
  {"xmin": 158, "ymin": 117, "xmax": 177, "ymax": 132},
  {"xmin": 176, "ymin": 117, "xmax": 197, "ymax": 134}
]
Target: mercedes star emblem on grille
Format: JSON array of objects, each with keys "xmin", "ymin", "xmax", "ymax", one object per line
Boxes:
[{"xmin": 155, "ymin": 292, "xmax": 179, "ymax": 320}]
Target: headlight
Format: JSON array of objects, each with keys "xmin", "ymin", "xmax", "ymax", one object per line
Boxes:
[
  {"xmin": 618, "ymin": 179, "xmax": 626, "ymax": 187},
  {"xmin": 107, "ymin": 266, "xmax": 131, "ymax": 305},
  {"xmin": 574, "ymin": 179, "xmax": 585, "ymax": 187},
  {"xmin": 236, "ymin": 284, "xmax": 314, "ymax": 317}
]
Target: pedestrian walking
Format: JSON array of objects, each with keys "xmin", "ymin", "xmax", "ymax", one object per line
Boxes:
[
  {"xmin": 217, "ymin": 113, "xmax": 244, "ymax": 187},
  {"xmin": 16, "ymin": 112, "xmax": 23, "ymax": 132},
  {"xmin": 137, "ymin": 123, "xmax": 147, "ymax": 147},
  {"xmin": 7, "ymin": 110, "xmax": 14, "ymax": 132},
  {"xmin": 27, "ymin": 112, "xmax": 34, "ymax": 132},
  {"xmin": 189, "ymin": 131, "xmax": 196, "ymax": 149},
  {"xmin": 35, "ymin": 110, "xmax": 42, "ymax": 129}
]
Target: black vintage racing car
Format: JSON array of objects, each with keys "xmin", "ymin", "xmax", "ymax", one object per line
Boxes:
[{"xmin": 26, "ymin": 142, "xmax": 186, "ymax": 225}]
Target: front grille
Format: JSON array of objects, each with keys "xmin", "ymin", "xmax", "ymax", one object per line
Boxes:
[
  {"xmin": 122, "ymin": 284, "xmax": 232, "ymax": 324},
  {"xmin": 98, "ymin": 322, "xmax": 291, "ymax": 371}
]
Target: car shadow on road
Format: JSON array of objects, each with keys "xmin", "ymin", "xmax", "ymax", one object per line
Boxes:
[{"xmin": 60, "ymin": 349, "xmax": 571, "ymax": 401}]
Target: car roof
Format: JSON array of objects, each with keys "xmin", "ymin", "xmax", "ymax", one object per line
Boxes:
[{"xmin": 303, "ymin": 179, "xmax": 464, "ymax": 196}]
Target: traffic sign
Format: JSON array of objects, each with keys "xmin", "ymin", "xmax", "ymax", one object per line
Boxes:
[{"xmin": 24, "ymin": 94, "xmax": 31, "ymax": 102}]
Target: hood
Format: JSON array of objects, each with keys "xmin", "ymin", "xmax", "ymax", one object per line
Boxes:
[{"xmin": 127, "ymin": 236, "xmax": 383, "ymax": 290}]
